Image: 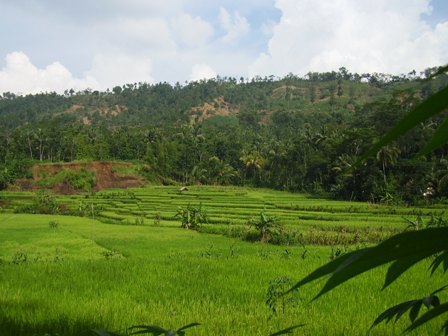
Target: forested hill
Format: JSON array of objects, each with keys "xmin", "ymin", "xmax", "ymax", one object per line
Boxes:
[{"xmin": 1, "ymin": 67, "xmax": 447, "ymax": 204}]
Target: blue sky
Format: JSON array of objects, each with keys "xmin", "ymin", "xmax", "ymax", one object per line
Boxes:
[{"xmin": 0, "ymin": 0, "xmax": 447, "ymax": 94}]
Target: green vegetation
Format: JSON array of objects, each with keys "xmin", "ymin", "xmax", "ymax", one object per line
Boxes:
[
  {"xmin": 288, "ymin": 64, "xmax": 448, "ymax": 334},
  {"xmin": 248, "ymin": 212, "xmax": 282, "ymax": 242},
  {"xmin": 35, "ymin": 168, "xmax": 96, "ymax": 191},
  {"xmin": 1, "ymin": 66, "xmax": 447, "ymax": 335},
  {"xmin": 3, "ymin": 186, "xmax": 446, "ymax": 245},
  {"xmin": 0, "ymin": 187, "xmax": 447, "ymax": 335},
  {"xmin": 1, "ymin": 67, "xmax": 447, "ymax": 205},
  {"xmin": 175, "ymin": 203, "xmax": 208, "ymax": 229}
]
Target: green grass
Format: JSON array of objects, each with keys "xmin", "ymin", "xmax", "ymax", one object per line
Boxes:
[{"xmin": 0, "ymin": 187, "xmax": 447, "ymax": 335}]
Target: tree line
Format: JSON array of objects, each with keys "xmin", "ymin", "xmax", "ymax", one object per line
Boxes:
[{"xmin": 0, "ymin": 67, "xmax": 447, "ymax": 204}]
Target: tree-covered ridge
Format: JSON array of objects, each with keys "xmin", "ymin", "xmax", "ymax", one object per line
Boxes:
[{"xmin": 1, "ymin": 67, "xmax": 447, "ymax": 204}]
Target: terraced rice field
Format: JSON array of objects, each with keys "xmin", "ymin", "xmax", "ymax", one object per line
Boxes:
[
  {"xmin": 3, "ymin": 185, "xmax": 444, "ymax": 245},
  {"xmin": 0, "ymin": 186, "xmax": 446, "ymax": 335}
]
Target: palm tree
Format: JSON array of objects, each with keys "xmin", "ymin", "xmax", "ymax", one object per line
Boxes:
[
  {"xmin": 207, "ymin": 156, "xmax": 237, "ymax": 185},
  {"xmin": 239, "ymin": 151, "xmax": 265, "ymax": 183},
  {"xmin": 375, "ymin": 145, "xmax": 400, "ymax": 184}
]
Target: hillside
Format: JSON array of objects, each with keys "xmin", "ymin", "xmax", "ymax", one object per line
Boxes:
[{"xmin": 1, "ymin": 67, "xmax": 447, "ymax": 203}]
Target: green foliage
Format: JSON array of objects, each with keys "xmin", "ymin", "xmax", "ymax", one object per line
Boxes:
[
  {"xmin": 247, "ymin": 212, "xmax": 282, "ymax": 242},
  {"xmin": 370, "ymin": 285, "xmax": 447, "ymax": 330},
  {"xmin": 91, "ymin": 323, "xmax": 201, "ymax": 336},
  {"xmin": 358, "ymin": 65, "xmax": 448, "ymax": 163},
  {"xmin": 175, "ymin": 203, "xmax": 208, "ymax": 229},
  {"xmin": 48, "ymin": 220, "xmax": 59, "ymax": 229},
  {"xmin": 11, "ymin": 250, "xmax": 27, "ymax": 265},
  {"xmin": 266, "ymin": 277, "xmax": 300, "ymax": 318},
  {"xmin": 0, "ymin": 166, "xmax": 15, "ymax": 190},
  {"xmin": 1, "ymin": 68, "xmax": 447, "ymax": 203},
  {"xmin": 290, "ymin": 228, "xmax": 448, "ymax": 333},
  {"xmin": 153, "ymin": 212, "xmax": 161, "ymax": 226},
  {"xmin": 269, "ymin": 324, "xmax": 306, "ymax": 336},
  {"xmin": 293, "ymin": 66, "xmax": 448, "ymax": 333},
  {"xmin": 36, "ymin": 168, "xmax": 96, "ymax": 191},
  {"xmin": 15, "ymin": 191, "xmax": 63, "ymax": 214}
]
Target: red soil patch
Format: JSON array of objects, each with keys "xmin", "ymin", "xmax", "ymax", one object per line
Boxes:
[{"xmin": 17, "ymin": 161, "xmax": 142, "ymax": 194}]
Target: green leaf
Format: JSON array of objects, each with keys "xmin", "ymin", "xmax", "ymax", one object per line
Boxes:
[
  {"xmin": 432, "ymin": 285, "xmax": 448, "ymax": 296},
  {"xmin": 91, "ymin": 330, "xmax": 124, "ymax": 336},
  {"xmin": 269, "ymin": 324, "xmax": 305, "ymax": 335},
  {"xmin": 405, "ymin": 303, "xmax": 448, "ymax": 332},
  {"xmin": 441, "ymin": 320, "xmax": 448, "ymax": 336},
  {"xmin": 356, "ymin": 85, "xmax": 448, "ymax": 165},
  {"xmin": 423, "ymin": 295, "xmax": 440, "ymax": 308},
  {"xmin": 430, "ymin": 252, "xmax": 448, "ymax": 275},
  {"xmin": 288, "ymin": 250, "xmax": 361, "ymax": 293},
  {"xmin": 371, "ymin": 300, "xmax": 420, "ymax": 328},
  {"xmin": 426, "ymin": 65, "xmax": 448, "ymax": 80},
  {"xmin": 128, "ymin": 325, "xmax": 168, "ymax": 336},
  {"xmin": 291, "ymin": 228, "xmax": 448, "ymax": 299},
  {"xmin": 409, "ymin": 302, "xmax": 423, "ymax": 323},
  {"xmin": 418, "ymin": 118, "xmax": 448, "ymax": 156},
  {"xmin": 175, "ymin": 322, "xmax": 201, "ymax": 333},
  {"xmin": 382, "ymin": 253, "xmax": 428, "ymax": 289}
]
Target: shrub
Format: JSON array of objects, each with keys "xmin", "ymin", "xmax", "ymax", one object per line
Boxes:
[
  {"xmin": 11, "ymin": 250, "xmax": 27, "ymax": 265},
  {"xmin": 48, "ymin": 220, "xmax": 59, "ymax": 229},
  {"xmin": 266, "ymin": 277, "xmax": 300, "ymax": 318},
  {"xmin": 15, "ymin": 191, "xmax": 63, "ymax": 214},
  {"xmin": 153, "ymin": 212, "xmax": 161, "ymax": 226}
]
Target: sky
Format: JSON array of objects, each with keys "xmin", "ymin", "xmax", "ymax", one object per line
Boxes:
[{"xmin": 0, "ymin": 0, "xmax": 447, "ymax": 94}]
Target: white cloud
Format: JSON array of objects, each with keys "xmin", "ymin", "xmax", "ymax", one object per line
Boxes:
[
  {"xmin": 0, "ymin": 52, "xmax": 97, "ymax": 94},
  {"xmin": 93, "ymin": 18, "xmax": 177, "ymax": 55},
  {"xmin": 171, "ymin": 13, "xmax": 214, "ymax": 48},
  {"xmin": 0, "ymin": 51, "xmax": 155, "ymax": 94},
  {"xmin": 85, "ymin": 53, "xmax": 154, "ymax": 89},
  {"xmin": 250, "ymin": 0, "xmax": 448, "ymax": 77},
  {"xmin": 190, "ymin": 64, "xmax": 216, "ymax": 81},
  {"xmin": 219, "ymin": 7, "xmax": 250, "ymax": 44}
]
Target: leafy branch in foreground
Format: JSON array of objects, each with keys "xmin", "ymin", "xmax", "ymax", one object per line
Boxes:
[
  {"xmin": 290, "ymin": 65, "xmax": 448, "ymax": 333},
  {"xmin": 290, "ymin": 228, "xmax": 448, "ymax": 332},
  {"xmin": 91, "ymin": 322, "xmax": 201, "ymax": 336},
  {"xmin": 357, "ymin": 64, "xmax": 448, "ymax": 164},
  {"xmin": 370, "ymin": 285, "xmax": 448, "ymax": 330},
  {"xmin": 269, "ymin": 324, "xmax": 306, "ymax": 336}
]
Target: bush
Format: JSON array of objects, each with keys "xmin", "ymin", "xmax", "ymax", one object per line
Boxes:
[
  {"xmin": 15, "ymin": 191, "xmax": 63, "ymax": 214},
  {"xmin": 48, "ymin": 220, "xmax": 59, "ymax": 229}
]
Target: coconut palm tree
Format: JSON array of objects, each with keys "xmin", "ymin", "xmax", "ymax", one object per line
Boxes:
[{"xmin": 375, "ymin": 145, "xmax": 400, "ymax": 184}]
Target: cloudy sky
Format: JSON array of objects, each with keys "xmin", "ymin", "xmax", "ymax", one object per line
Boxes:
[{"xmin": 0, "ymin": 0, "xmax": 447, "ymax": 94}]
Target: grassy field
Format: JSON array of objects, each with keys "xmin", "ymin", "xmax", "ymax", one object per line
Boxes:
[{"xmin": 0, "ymin": 186, "xmax": 447, "ymax": 335}]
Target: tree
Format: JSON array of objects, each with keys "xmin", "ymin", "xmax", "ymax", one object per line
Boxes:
[
  {"xmin": 239, "ymin": 151, "xmax": 265, "ymax": 184},
  {"xmin": 376, "ymin": 145, "xmax": 400, "ymax": 184}
]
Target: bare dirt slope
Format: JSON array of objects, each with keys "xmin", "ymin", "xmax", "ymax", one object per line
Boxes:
[{"xmin": 17, "ymin": 161, "xmax": 142, "ymax": 194}]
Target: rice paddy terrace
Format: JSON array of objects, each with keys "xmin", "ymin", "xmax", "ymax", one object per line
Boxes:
[
  {"xmin": 0, "ymin": 186, "xmax": 447, "ymax": 335},
  {"xmin": 2, "ymin": 185, "xmax": 445, "ymax": 245}
]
